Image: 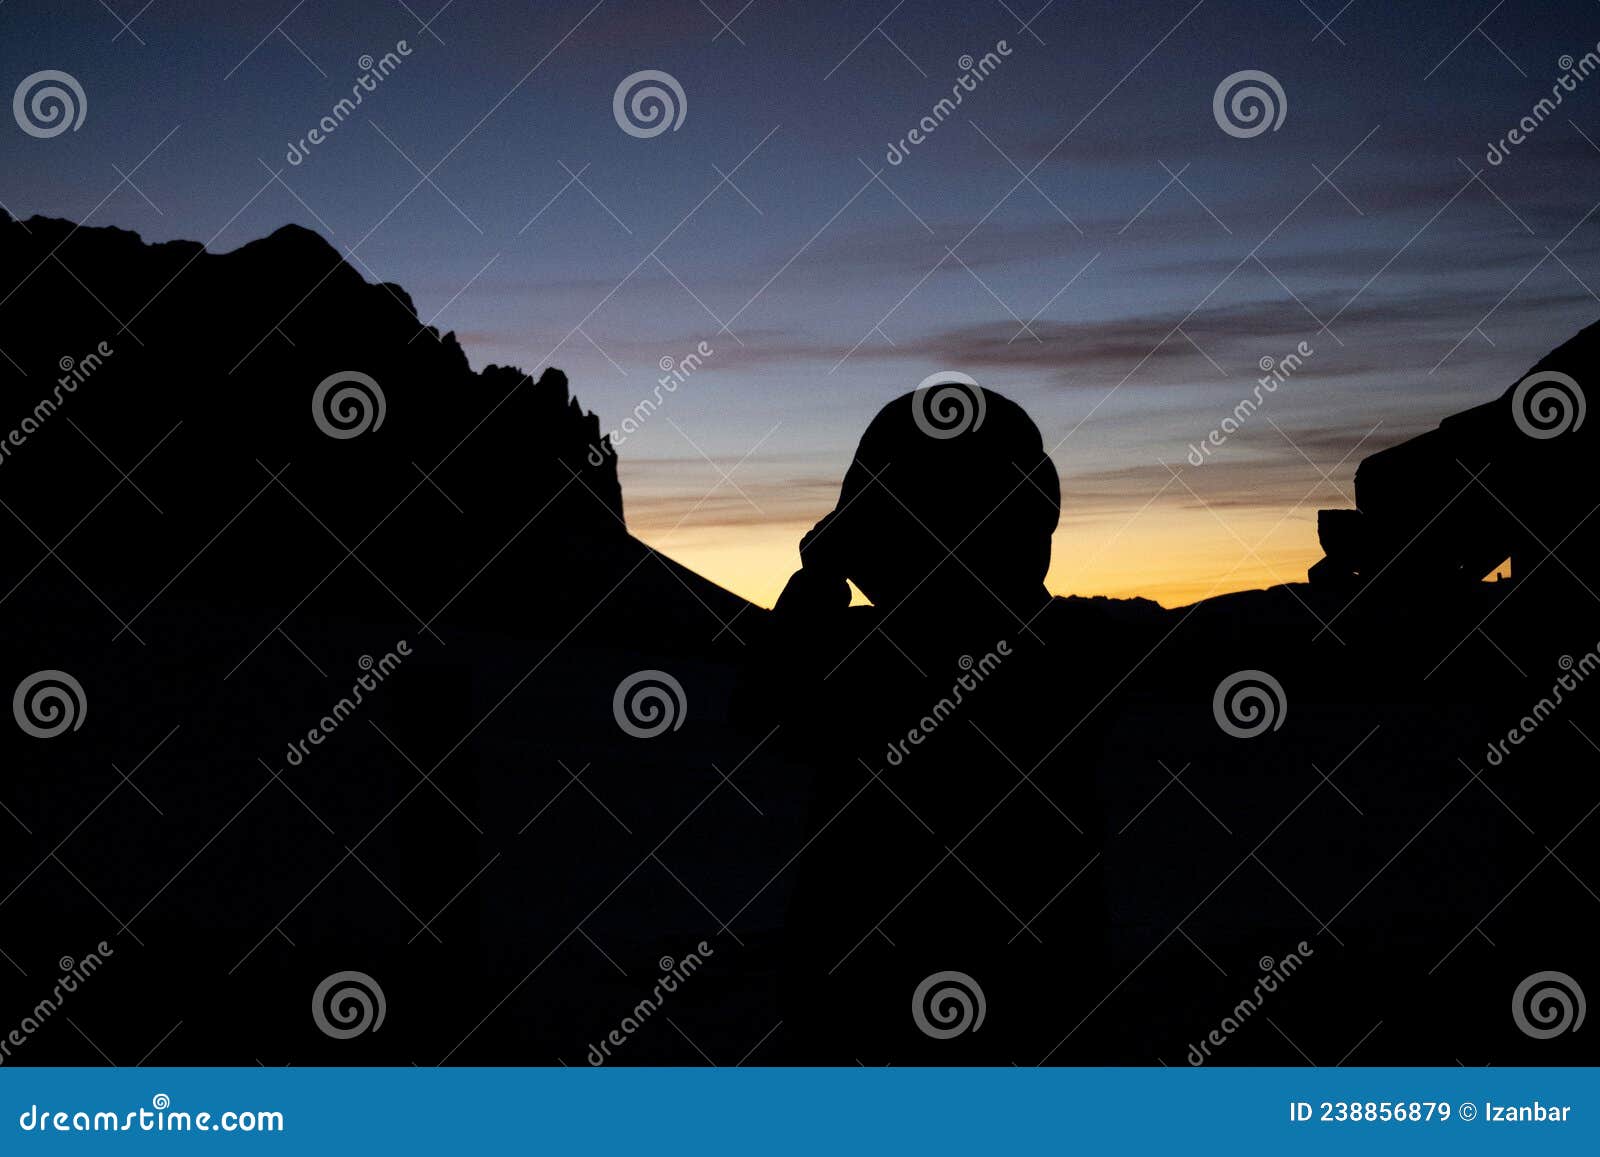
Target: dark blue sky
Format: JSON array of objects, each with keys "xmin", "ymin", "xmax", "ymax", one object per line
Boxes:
[{"xmin": 6, "ymin": 0, "xmax": 1600, "ymax": 604}]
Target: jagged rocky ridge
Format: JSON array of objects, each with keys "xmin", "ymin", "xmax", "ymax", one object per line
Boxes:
[{"xmin": 0, "ymin": 212, "xmax": 747, "ymax": 641}]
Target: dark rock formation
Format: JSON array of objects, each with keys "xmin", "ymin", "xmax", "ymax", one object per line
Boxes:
[
  {"xmin": 0, "ymin": 213, "xmax": 757, "ymax": 1066},
  {"xmin": 0, "ymin": 212, "xmax": 747, "ymax": 641},
  {"xmin": 1312, "ymin": 319, "xmax": 1599, "ymax": 600}
]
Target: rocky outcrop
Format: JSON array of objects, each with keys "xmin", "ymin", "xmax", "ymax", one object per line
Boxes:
[
  {"xmin": 0, "ymin": 213, "xmax": 746, "ymax": 638},
  {"xmin": 1311, "ymin": 318, "xmax": 1598, "ymax": 599}
]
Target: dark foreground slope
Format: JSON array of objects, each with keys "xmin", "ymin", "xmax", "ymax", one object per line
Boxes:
[
  {"xmin": 1091, "ymin": 324, "xmax": 1600, "ymax": 1068},
  {"xmin": 0, "ymin": 215, "xmax": 779, "ymax": 1065}
]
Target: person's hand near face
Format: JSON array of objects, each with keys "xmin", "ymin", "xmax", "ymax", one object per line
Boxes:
[{"xmin": 773, "ymin": 511, "xmax": 851, "ymax": 616}]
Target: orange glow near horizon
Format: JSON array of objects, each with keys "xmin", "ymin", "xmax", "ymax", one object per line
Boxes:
[{"xmin": 631, "ymin": 500, "xmax": 1325, "ymax": 612}]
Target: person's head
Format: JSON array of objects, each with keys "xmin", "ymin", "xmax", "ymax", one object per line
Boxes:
[{"xmin": 805, "ymin": 378, "xmax": 1060, "ymax": 613}]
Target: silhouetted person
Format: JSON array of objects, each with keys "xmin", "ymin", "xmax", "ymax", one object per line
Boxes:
[
  {"xmin": 743, "ymin": 365, "xmax": 1600, "ymax": 1067},
  {"xmin": 743, "ymin": 381, "xmax": 1147, "ymax": 1063}
]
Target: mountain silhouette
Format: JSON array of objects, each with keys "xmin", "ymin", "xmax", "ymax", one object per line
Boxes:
[
  {"xmin": 0, "ymin": 213, "xmax": 756, "ymax": 1064},
  {"xmin": 0, "ymin": 212, "xmax": 749, "ymax": 641}
]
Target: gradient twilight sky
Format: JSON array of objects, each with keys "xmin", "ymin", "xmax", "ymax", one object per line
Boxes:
[{"xmin": 5, "ymin": 0, "xmax": 1600, "ymax": 607}]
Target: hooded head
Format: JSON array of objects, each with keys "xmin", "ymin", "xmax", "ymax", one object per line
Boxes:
[{"xmin": 804, "ymin": 378, "xmax": 1060, "ymax": 613}]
